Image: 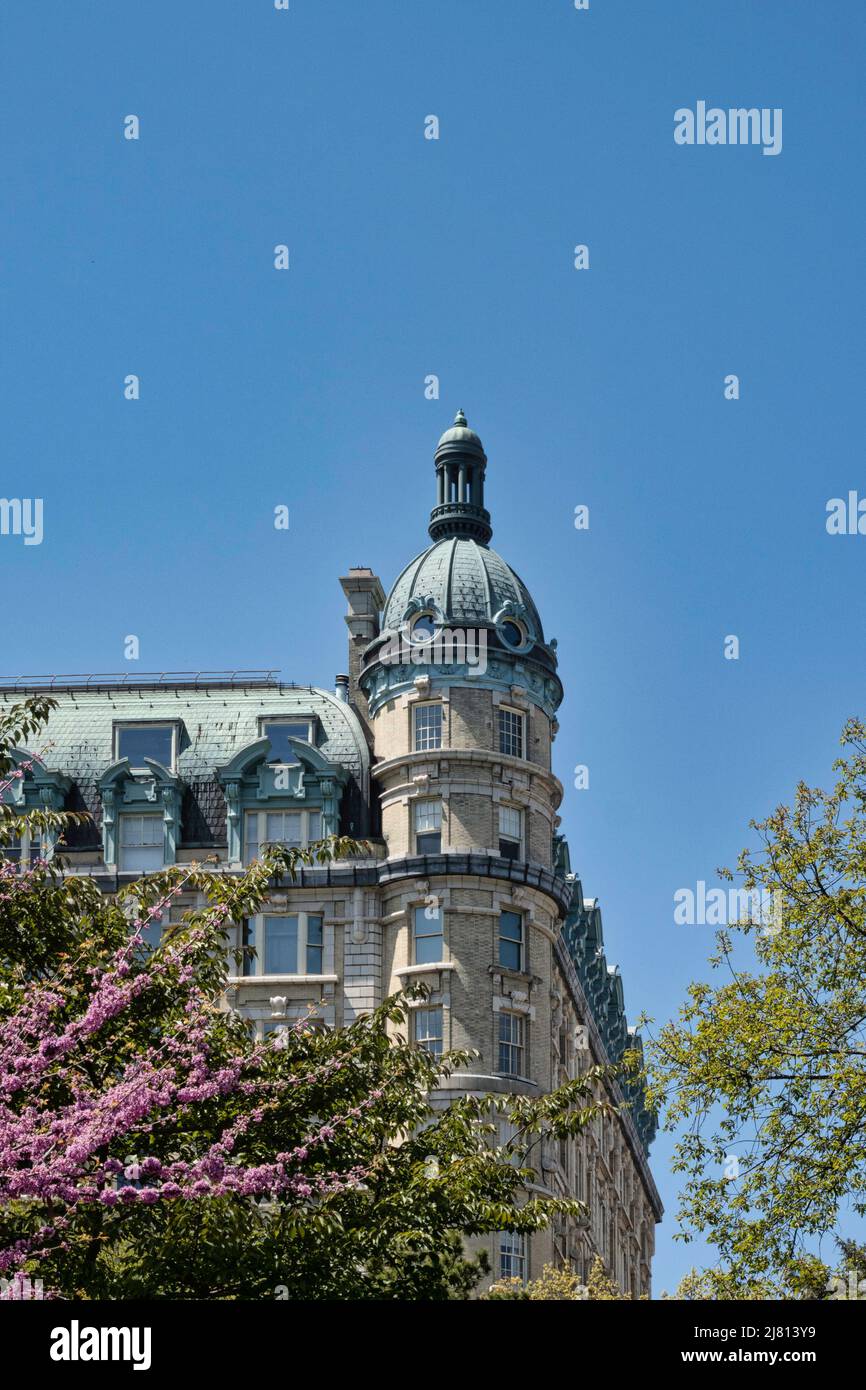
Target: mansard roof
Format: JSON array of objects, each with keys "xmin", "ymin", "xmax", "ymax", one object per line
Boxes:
[{"xmin": 0, "ymin": 680, "xmax": 370, "ymax": 847}]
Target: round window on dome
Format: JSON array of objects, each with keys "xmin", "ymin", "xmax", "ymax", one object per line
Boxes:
[
  {"xmin": 410, "ymin": 612, "xmax": 437, "ymax": 644},
  {"xmin": 500, "ymin": 618, "xmax": 526, "ymax": 649}
]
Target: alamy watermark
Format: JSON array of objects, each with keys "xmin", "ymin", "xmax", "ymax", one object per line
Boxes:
[
  {"xmin": 674, "ymin": 880, "xmax": 782, "ymax": 932},
  {"xmin": 674, "ymin": 103, "xmax": 782, "ymax": 157},
  {"xmin": 0, "ymin": 497, "xmax": 43, "ymax": 545},
  {"xmin": 379, "ymin": 626, "xmax": 488, "ymax": 677}
]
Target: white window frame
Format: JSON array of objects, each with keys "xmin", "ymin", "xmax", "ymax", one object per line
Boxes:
[
  {"xmin": 498, "ymin": 707, "xmax": 525, "ymax": 760},
  {"xmin": 114, "ymin": 722, "xmax": 177, "ymax": 772},
  {"xmin": 497, "ymin": 1010, "xmax": 525, "ymax": 1076},
  {"xmin": 118, "ymin": 812, "xmax": 165, "ymax": 873},
  {"xmin": 243, "ymin": 911, "xmax": 326, "ymax": 979},
  {"xmin": 244, "ymin": 808, "xmax": 323, "ymax": 864},
  {"xmin": 413, "ymin": 799, "xmax": 442, "ymax": 853},
  {"xmin": 498, "ymin": 1232, "xmax": 526, "ymax": 1282},
  {"xmin": 413, "ymin": 1005, "xmax": 443, "ymax": 1057},
  {"xmin": 498, "ymin": 804, "xmax": 523, "ymax": 859},
  {"xmin": 412, "ymin": 702, "xmax": 443, "ymax": 752}
]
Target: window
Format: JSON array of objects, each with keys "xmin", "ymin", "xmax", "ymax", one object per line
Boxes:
[
  {"xmin": 261, "ymin": 719, "xmax": 313, "ymax": 765},
  {"xmin": 498, "ymin": 910, "xmax": 524, "ymax": 971},
  {"xmin": 118, "ymin": 814, "xmax": 164, "ymax": 872},
  {"xmin": 116, "ymin": 724, "xmax": 175, "ymax": 770},
  {"xmin": 413, "ymin": 902, "xmax": 444, "ymax": 964},
  {"xmin": 243, "ymin": 913, "xmax": 325, "ymax": 977},
  {"xmin": 499, "ymin": 618, "xmax": 525, "ymax": 649},
  {"xmin": 264, "ymin": 916, "xmax": 298, "ymax": 974},
  {"xmin": 498, "ymin": 708, "xmax": 525, "ymax": 759},
  {"xmin": 244, "ymin": 809, "xmax": 322, "ymax": 863},
  {"xmin": 306, "ymin": 914, "xmax": 323, "ymax": 974},
  {"xmin": 498, "ymin": 805, "xmax": 522, "ymax": 860},
  {"xmin": 413, "ymin": 1006, "xmax": 443, "ymax": 1057},
  {"xmin": 413, "ymin": 800, "xmax": 441, "ymax": 854},
  {"xmin": 413, "ymin": 702, "xmax": 442, "ymax": 751},
  {"xmin": 498, "ymin": 1232, "xmax": 526, "ymax": 1282},
  {"xmin": 410, "ymin": 612, "xmax": 437, "ymax": 643},
  {"xmin": 2, "ymin": 829, "xmax": 43, "ymax": 870},
  {"xmin": 498, "ymin": 1011, "xmax": 525, "ymax": 1075}
]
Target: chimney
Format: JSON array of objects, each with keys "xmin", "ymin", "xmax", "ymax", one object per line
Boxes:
[
  {"xmin": 339, "ymin": 567, "xmax": 385, "ymax": 724},
  {"xmin": 335, "ymin": 674, "xmax": 349, "ymax": 702}
]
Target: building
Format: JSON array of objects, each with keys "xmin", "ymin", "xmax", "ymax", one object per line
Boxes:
[{"xmin": 1, "ymin": 412, "xmax": 662, "ymax": 1292}]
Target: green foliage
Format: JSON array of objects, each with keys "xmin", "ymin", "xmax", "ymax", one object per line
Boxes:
[
  {"xmin": 648, "ymin": 719, "xmax": 866, "ymax": 1291},
  {"xmin": 484, "ymin": 1255, "xmax": 639, "ymax": 1301}
]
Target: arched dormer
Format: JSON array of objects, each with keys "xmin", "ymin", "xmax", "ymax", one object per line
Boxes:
[
  {"xmin": 98, "ymin": 757, "xmax": 184, "ymax": 872},
  {"xmin": 0, "ymin": 748, "xmax": 71, "ymax": 864},
  {"xmin": 216, "ymin": 737, "xmax": 348, "ymax": 865}
]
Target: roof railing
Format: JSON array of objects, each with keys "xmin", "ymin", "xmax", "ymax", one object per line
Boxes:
[{"xmin": 0, "ymin": 671, "xmax": 285, "ymax": 693}]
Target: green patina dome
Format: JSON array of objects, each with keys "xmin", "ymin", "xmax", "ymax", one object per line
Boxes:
[
  {"xmin": 374, "ymin": 412, "xmax": 558, "ymax": 680},
  {"xmin": 382, "ymin": 536, "xmax": 547, "ymax": 646}
]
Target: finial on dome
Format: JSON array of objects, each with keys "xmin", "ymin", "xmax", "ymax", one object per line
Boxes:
[{"xmin": 429, "ymin": 409, "xmax": 492, "ymax": 544}]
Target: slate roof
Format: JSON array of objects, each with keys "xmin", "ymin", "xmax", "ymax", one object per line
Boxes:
[
  {"xmin": 382, "ymin": 537, "xmax": 546, "ymax": 640},
  {"xmin": 4, "ymin": 683, "xmax": 371, "ymax": 849}
]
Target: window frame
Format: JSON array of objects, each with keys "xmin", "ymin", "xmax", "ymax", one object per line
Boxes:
[
  {"xmin": 258, "ymin": 716, "xmax": 315, "ymax": 766},
  {"xmin": 497, "ymin": 1010, "xmax": 526, "ymax": 1076},
  {"xmin": 243, "ymin": 910, "xmax": 327, "ymax": 979},
  {"xmin": 498, "ymin": 1231, "xmax": 527, "ymax": 1283},
  {"xmin": 1, "ymin": 827, "xmax": 45, "ymax": 872},
  {"xmin": 244, "ymin": 807, "xmax": 323, "ymax": 864},
  {"xmin": 498, "ymin": 804, "xmax": 523, "ymax": 860},
  {"xmin": 498, "ymin": 706, "xmax": 525, "ymax": 760},
  {"xmin": 413, "ymin": 1005, "xmax": 444, "ymax": 1057},
  {"xmin": 413, "ymin": 901, "xmax": 444, "ymax": 965},
  {"xmin": 413, "ymin": 799, "xmax": 442, "ymax": 854},
  {"xmin": 117, "ymin": 812, "xmax": 165, "ymax": 873},
  {"xmin": 412, "ymin": 701, "xmax": 443, "ymax": 752},
  {"xmin": 498, "ymin": 909, "xmax": 525, "ymax": 972},
  {"xmin": 114, "ymin": 722, "xmax": 178, "ymax": 772}
]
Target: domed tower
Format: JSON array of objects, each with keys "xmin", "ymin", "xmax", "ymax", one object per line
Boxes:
[{"xmin": 358, "ymin": 411, "xmax": 576, "ymax": 1274}]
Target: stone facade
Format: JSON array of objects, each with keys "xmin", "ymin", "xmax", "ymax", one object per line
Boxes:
[{"xmin": 1, "ymin": 411, "xmax": 661, "ymax": 1293}]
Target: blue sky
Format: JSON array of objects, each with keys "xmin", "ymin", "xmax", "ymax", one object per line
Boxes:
[{"xmin": 2, "ymin": 0, "xmax": 864, "ymax": 1293}]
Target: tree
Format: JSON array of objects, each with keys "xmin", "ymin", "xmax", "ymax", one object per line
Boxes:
[
  {"xmin": 648, "ymin": 719, "xmax": 866, "ymax": 1294},
  {"xmin": 484, "ymin": 1255, "xmax": 639, "ymax": 1301},
  {"xmin": 0, "ymin": 698, "xmax": 604, "ymax": 1300}
]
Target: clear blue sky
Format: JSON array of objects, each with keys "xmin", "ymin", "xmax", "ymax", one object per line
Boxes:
[{"xmin": 2, "ymin": 0, "xmax": 864, "ymax": 1293}]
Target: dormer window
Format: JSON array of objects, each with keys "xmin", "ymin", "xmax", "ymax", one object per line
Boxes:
[
  {"xmin": 260, "ymin": 718, "xmax": 314, "ymax": 765},
  {"xmin": 410, "ymin": 612, "xmax": 437, "ymax": 644},
  {"xmin": 115, "ymin": 723, "xmax": 176, "ymax": 771},
  {"xmin": 499, "ymin": 618, "xmax": 526, "ymax": 650}
]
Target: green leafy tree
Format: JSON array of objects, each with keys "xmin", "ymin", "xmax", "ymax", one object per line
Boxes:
[{"xmin": 648, "ymin": 719, "xmax": 866, "ymax": 1294}]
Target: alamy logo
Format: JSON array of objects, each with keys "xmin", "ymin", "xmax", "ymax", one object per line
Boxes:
[
  {"xmin": 49, "ymin": 1320, "xmax": 152, "ymax": 1371},
  {"xmin": 0, "ymin": 497, "xmax": 43, "ymax": 545},
  {"xmin": 674, "ymin": 102, "xmax": 782, "ymax": 156},
  {"xmin": 674, "ymin": 881, "xmax": 782, "ymax": 930},
  {"xmin": 379, "ymin": 626, "xmax": 488, "ymax": 676}
]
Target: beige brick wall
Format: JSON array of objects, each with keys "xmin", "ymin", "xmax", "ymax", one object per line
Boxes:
[
  {"xmin": 448, "ymin": 686, "xmax": 492, "ymax": 750},
  {"xmin": 446, "ymin": 791, "xmax": 494, "ymax": 850}
]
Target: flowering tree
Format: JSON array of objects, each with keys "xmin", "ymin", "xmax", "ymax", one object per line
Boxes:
[{"xmin": 0, "ymin": 698, "xmax": 604, "ymax": 1300}]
